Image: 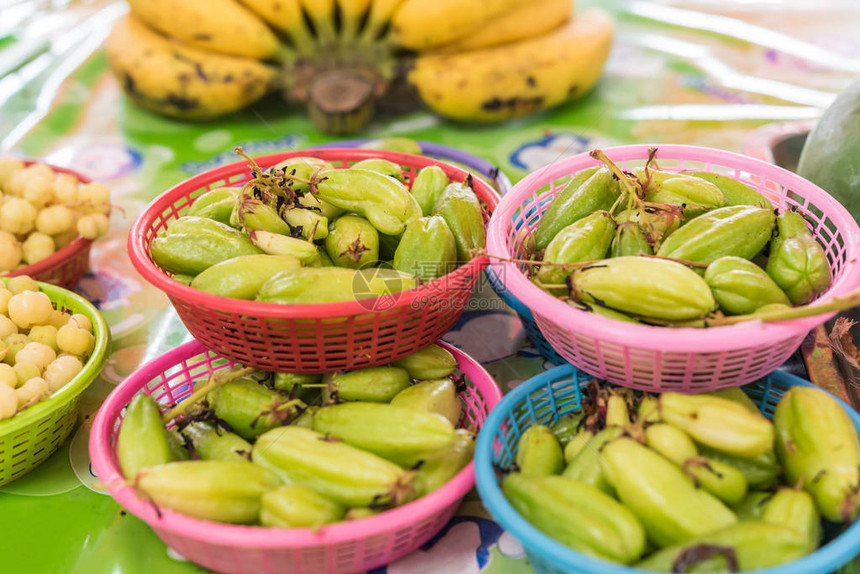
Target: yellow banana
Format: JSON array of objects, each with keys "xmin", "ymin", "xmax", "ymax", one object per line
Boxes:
[
  {"xmin": 338, "ymin": 0, "xmax": 373, "ymax": 43},
  {"xmin": 299, "ymin": 0, "xmax": 337, "ymax": 48},
  {"xmin": 126, "ymin": 0, "xmax": 283, "ymax": 61},
  {"xmin": 392, "ymin": 0, "xmax": 523, "ymax": 50},
  {"xmin": 106, "ymin": 15, "xmax": 278, "ymax": 120},
  {"xmin": 238, "ymin": 0, "xmax": 315, "ymax": 54},
  {"xmin": 409, "ymin": 8, "xmax": 615, "ymax": 122},
  {"xmin": 437, "ymin": 0, "xmax": 574, "ymax": 53},
  {"xmin": 361, "ymin": 0, "xmax": 407, "ymax": 42}
]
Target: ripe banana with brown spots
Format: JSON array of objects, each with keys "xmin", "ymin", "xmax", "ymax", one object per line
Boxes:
[
  {"xmin": 437, "ymin": 0, "xmax": 574, "ymax": 53},
  {"xmin": 408, "ymin": 8, "xmax": 615, "ymax": 122},
  {"xmin": 126, "ymin": 0, "xmax": 285, "ymax": 60},
  {"xmin": 392, "ymin": 0, "xmax": 525, "ymax": 50},
  {"xmin": 105, "ymin": 15, "xmax": 278, "ymax": 120}
]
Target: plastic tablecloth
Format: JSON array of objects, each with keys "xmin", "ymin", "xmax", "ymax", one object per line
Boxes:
[{"xmin": 2, "ymin": 1, "xmax": 860, "ymax": 572}]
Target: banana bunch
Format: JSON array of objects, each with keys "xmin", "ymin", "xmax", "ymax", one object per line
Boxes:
[{"xmin": 105, "ymin": 0, "xmax": 614, "ymax": 131}]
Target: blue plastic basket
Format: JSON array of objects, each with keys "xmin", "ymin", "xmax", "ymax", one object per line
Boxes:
[
  {"xmin": 475, "ymin": 365, "xmax": 860, "ymax": 574},
  {"xmin": 485, "ymin": 266, "xmax": 566, "ymax": 365}
]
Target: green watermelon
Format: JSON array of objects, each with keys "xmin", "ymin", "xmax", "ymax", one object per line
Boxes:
[{"xmin": 797, "ymin": 78, "xmax": 860, "ymax": 222}]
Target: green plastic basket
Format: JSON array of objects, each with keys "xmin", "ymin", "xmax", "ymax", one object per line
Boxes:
[{"xmin": 0, "ymin": 278, "xmax": 110, "ymax": 486}]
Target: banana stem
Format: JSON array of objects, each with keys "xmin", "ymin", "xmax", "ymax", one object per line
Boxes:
[{"xmin": 161, "ymin": 367, "xmax": 254, "ymax": 424}]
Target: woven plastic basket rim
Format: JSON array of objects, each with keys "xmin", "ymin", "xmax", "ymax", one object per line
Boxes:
[
  {"xmin": 474, "ymin": 364, "xmax": 860, "ymax": 574},
  {"xmin": 89, "ymin": 339, "xmax": 503, "ymax": 548},
  {"xmin": 315, "ymin": 139, "xmax": 513, "ymax": 195},
  {"xmin": 0, "ymin": 278, "xmax": 110, "ymax": 435},
  {"xmin": 128, "ymin": 148, "xmax": 499, "ymax": 319},
  {"xmin": 486, "ymin": 144, "xmax": 860, "ymax": 353},
  {"xmin": 2, "ymin": 161, "xmax": 93, "ymax": 281}
]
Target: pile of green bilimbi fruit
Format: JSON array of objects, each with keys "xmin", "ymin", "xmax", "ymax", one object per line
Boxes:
[
  {"xmin": 503, "ymin": 382, "xmax": 860, "ymax": 571},
  {"xmin": 116, "ymin": 343, "xmax": 475, "ymax": 527},
  {"xmin": 149, "ymin": 148, "xmax": 486, "ymax": 303},
  {"xmin": 531, "ymin": 149, "xmax": 833, "ymax": 326}
]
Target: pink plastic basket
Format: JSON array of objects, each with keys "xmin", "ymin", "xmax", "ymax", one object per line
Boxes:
[
  {"xmin": 487, "ymin": 144, "xmax": 860, "ymax": 392},
  {"xmin": 128, "ymin": 149, "xmax": 498, "ymax": 373},
  {"xmin": 89, "ymin": 340, "xmax": 503, "ymax": 574}
]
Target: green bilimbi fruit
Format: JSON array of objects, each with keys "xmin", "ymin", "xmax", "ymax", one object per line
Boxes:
[
  {"xmin": 180, "ymin": 421, "xmax": 252, "ymax": 462},
  {"xmin": 247, "ymin": 229, "xmax": 321, "ymax": 265},
  {"xmin": 411, "ymin": 165, "xmax": 450, "ymax": 216},
  {"xmin": 187, "ymin": 187, "xmax": 240, "ymax": 225},
  {"xmin": 166, "ymin": 429, "xmax": 191, "ymax": 461},
  {"xmin": 537, "ymin": 210, "xmax": 616, "ymax": 286},
  {"xmin": 502, "ymin": 473, "xmax": 646, "ymax": 564},
  {"xmin": 766, "ymin": 211, "xmax": 831, "ymax": 305},
  {"xmin": 292, "ymin": 406, "xmax": 318, "ymax": 428},
  {"xmin": 297, "ymin": 191, "xmax": 345, "ymax": 220},
  {"xmin": 352, "ymin": 158, "xmax": 405, "ymax": 182},
  {"xmin": 117, "ymin": 394, "xmax": 174, "ymax": 480},
  {"xmin": 762, "ymin": 488, "xmax": 822, "ymax": 550},
  {"xmin": 412, "ymin": 429, "xmax": 475, "ymax": 498},
  {"xmin": 644, "ymin": 423, "xmax": 698, "ymax": 466},
  {"xmin": 136, "ymin": 460, "xmax": 280, "ymax": 524},
  {"xmin": 325, "ymin": 215, "xmax": 380, "ymax": 269},
  {"xmin": 600, "ymin": 438, "xmax": 737, "ymax": 547},
  {"xmin": 164, "ymin": 216, "xmax": 245, "ymax": 238},
  {"xmin": 698, "ymin": 445, "xmax": 781, "ymax": 491},
  {"xmin": 433, "ymin": 179, "xmax": 486, "ymax": 261},
  {"xmin": 549, "ymin": 412, "xmax": 584, "ymax": 447},
  {"xmin": 316, "ymin": 168, "xmax": 421, "ymax": 236},
  {"xmin": 311, "ymin": 402, "xmax": 455, "ymax": 467},
  {"xmin": 260, "ymin": 485, "xmax": 346, "ymax": 528},
  {"xmin": 207, "ymin": 379, "xmax": 298, "ymax": 440},
  {"xmin": 252, "ymin": 426, "xmax": 413, "ymax": 507},
  {"xmin": 570, "ymin": 301, "xmax": 642, "ymax": 323},
  {"xmin": 684, "ymin": 171, "xmax": 771, "ymax": 209},
  {"xmin": 270, "ymin": 156, "xmax": 334, "ymax": 197},
  {"xmin": 774, "ymin": 386, "xmax": 860, "ymax": 522},
  {"xmin": 640, "ymin": 170, "xmax": 725, "ymax": 218},
  {"xmin": 190, "ymin": 254, "xmax": 301, "ymax": 300},
  {"xmin": 656, "ymin": 205, "xmax": 776, "ymax": 265},
  {"xmin": 610, "ymin": 221, "xmax": 652, "ymax": 258},
  {"xmin": 391, "ymin": 343, "xmax": 457, "ymax": 379},
  {"xmin": 732, "ymin": 491, "xmax": 774, "ymax": 521},
  {"xmin": 605, "ymin": 394, "xmax": 630, "ymax": 428},
  {"xmin": 637, "ymin": 395, "xmax": 660, "ymax": 424},
  {"xmin": 533, "ymin": 167, "xmax": 617, "ymax": 250},
  {"xmin": 635, "ymin": 522, "xmax": 813, "ymax": 572},
  {"xmin": 171, "ymin": 274, "xmax": 194, "ymax": 286},
  {"xmin": 563, "ymin": 430, "xmax": 594, "ymax": 463},
  {"xmin": 615, "ymin": 208, "xmax": 682, "ymax": 244},
  {"xmin": 569, "ymin": 256, "xmax": 716, "ymax": 321},
  {"xmin": 256, "ymin": 267, "xmax": 419, "ymax": 304},
  {"xmin": 516, "ymin": 425, "xmax": 564, "ymax": 477},
  {"xmin": 704, "ymin": 387, "xmax": 759, "ymax": 412},
  {"xmin": 705, "ymin": 256, "xmax": 791, "ymax": 315},
  {"xmin": 660, "ymin": 392, "xmax": 775, "ymax": 459},
  {"xmin": 151, "ymin": 233, "xmax": 263, "ymax": 276},
  {"xmin": 390, "ymin": 378, "xmax": 461, "ymax": 426},
  {"xmin": 232, "ymin": 195, "xmax": 292, "ymax": 235},
  {"xmin": 273, "ymin": 372, "xmax": 320, "ymax": 403},
  {"xmin": 392, "ymin": 216, "xmax": 458, "ymax": 281},
  {"xmin": 325, "ymin": 366, "xmax": 410, "ymax": 402},
  {"xmin": 562, "ymin": 426, "xmax": 623, "ymax": 495},
  {"xmin": 683, "ymin": 457, "xmax": 749, "ymax": 505},
  {"xmin": 282, "ymin": 207, "xmax": 328, "ymax": 240}
]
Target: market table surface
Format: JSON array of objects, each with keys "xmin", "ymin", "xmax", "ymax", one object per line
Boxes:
[{"xmin": 2, "ymin": 0, "xmax": 860, "ymax": 572}]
